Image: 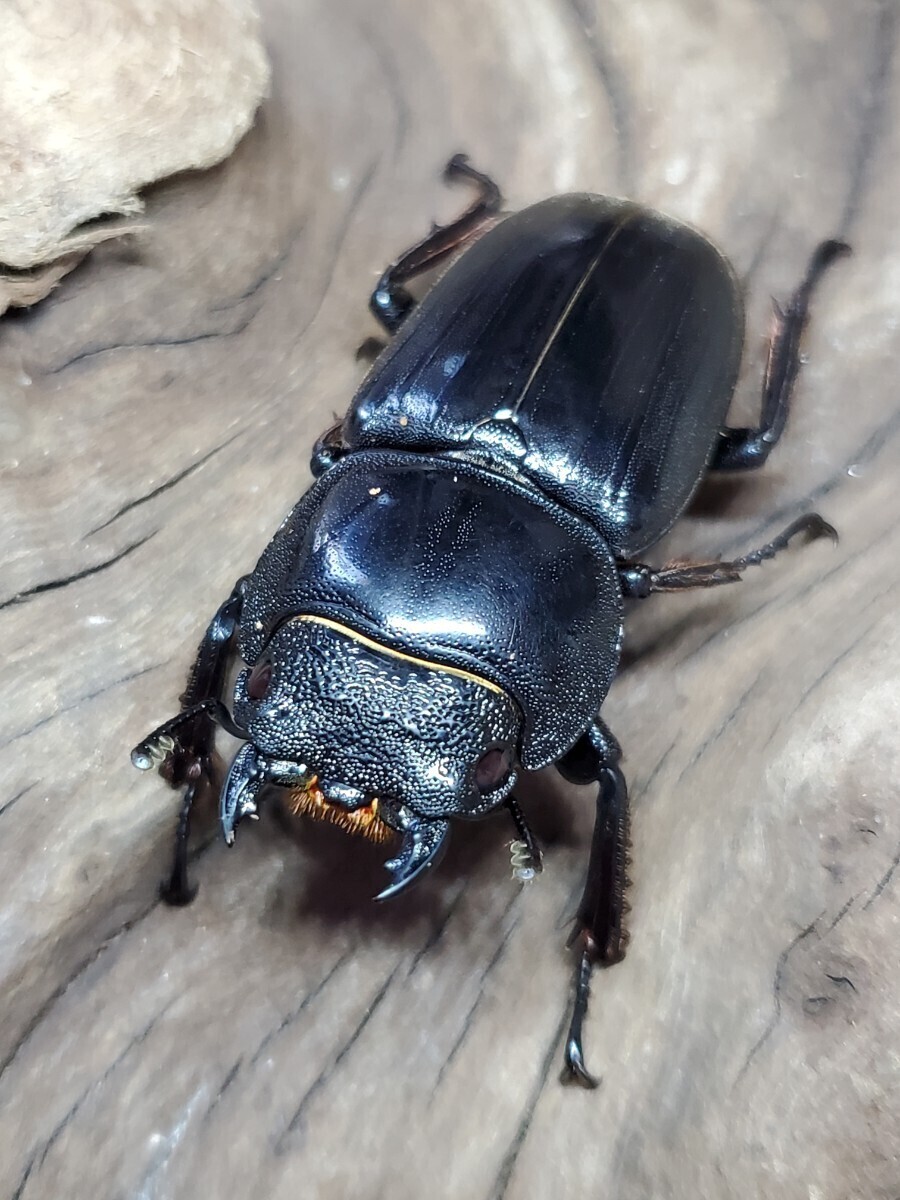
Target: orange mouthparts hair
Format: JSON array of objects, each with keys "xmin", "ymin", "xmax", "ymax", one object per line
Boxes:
[{"xmin": 288, "ymin": 777, "xmax": 395, "ymax": 844}]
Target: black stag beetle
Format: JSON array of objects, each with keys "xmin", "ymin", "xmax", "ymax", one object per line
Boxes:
[{"xmin": 132, "ymin": 156, "xmax": 847, "ymax": 1086}]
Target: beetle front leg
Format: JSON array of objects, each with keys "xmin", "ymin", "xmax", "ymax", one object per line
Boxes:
[
  {"xmin": 712, "ymin": 239, "xmax": 849, "ymax": 470},
  {"xmin": 131, "ymin": 577, "xmax": 248, "ymax": 904},
  {"xmin": 369, "ymin": 154, "xmax": 502, "ymax": 335},
  {"xmin": 556, "ymin": 719, "xmax": 631, "ymax": 1088}
]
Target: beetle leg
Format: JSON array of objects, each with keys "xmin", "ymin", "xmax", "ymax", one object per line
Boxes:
[
  {"xmin": 131, "ymin": 576, "xmax": 248, "ymax": 904},
  {"xmin": 618, "ymin": 512, "xmax": 837, "ymax": 597},
  {"xmin": 163, "ymin": 780, "xmax": 200, "ymax": 906},
  {"xmin": 712, "ymin": 239, "xmax": 849, "ymax": 470},
  {"xmin": 556, "ymin": 720, "xmax": 631, "ymax": 1088},
  {"xmin": 369, "ymin": 154, "xmax": 503, "ymax": 335},
  {"xmin": 355, "ymin": 335, "xmax": 387, "ymax": 363}
]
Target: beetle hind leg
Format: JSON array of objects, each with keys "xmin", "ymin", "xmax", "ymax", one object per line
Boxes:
[
  {"xmin": 556, "ymin": 720, "xmax": 632, "ymax": 1088},
  {"xmin": 368, "ymin": 154, "xmax": 503, "ymax": 335},
  {"xmin": 712, "ymin": 238, "xmax": 849, "ymax": 471}
]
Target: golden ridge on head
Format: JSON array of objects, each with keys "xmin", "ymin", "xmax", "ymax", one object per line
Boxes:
[
  {"xmin": 290, "ymin": 614, "xmax": 507, "ymax": 697},
  {"xmin": 288, "ymin": 777, "xmax": 395, "ymax": 844}
]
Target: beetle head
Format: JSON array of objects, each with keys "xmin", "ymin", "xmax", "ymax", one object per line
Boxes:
[{"xmin": 222, "ymin": 616, "xmax": 521, "ymax": 897}]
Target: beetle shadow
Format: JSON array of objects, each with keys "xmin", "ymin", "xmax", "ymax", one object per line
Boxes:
[
  {"xmin": 685, "ymin": 472, "xmax": 779, "ymax": 522},
  {"xmin": 616, "ymin": 597, "xmax": 742, "ymax": 675},
  {"xmin": 263, "ymin": 770, "xmax": 582, "ymax": 938}
]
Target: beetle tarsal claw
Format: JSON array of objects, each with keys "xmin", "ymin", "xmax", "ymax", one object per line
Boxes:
[
  {"xmin": 219, "ymin": 743, "xmax": 265, "ymax": 845},
  {"xmin": 375, "ymin": 813, "xmax": 450, "ymax": 901}
]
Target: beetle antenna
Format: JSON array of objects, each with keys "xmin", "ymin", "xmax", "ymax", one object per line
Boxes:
[
  {"xmin": 505, "ymin": 795, "xmax": 543, "ymax": 879},
  {"xmin": 131, "ymin": 699, "xmax": 247, "ymax": 770}
]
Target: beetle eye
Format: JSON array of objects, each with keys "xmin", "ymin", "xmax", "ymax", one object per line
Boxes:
[
  {"xmin": 247, "ymin": 660, "xmax": 273, "ymax": 700},
  {"xmin": 475, "ymin": 746, "xmax": 511, "ymax": 793}
]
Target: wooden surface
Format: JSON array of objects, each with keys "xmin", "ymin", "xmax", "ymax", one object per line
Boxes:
[
  {"xmin": 1, "ymin": 1, "xmax": 898, "ymax": 1197},
  {"xmin": 0, "ymin": 0, "xmax": 269, "ymax": 272}
]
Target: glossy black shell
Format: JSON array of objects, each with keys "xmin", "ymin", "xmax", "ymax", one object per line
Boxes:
[
  {"xmin": 243, "ymin": 193, "xmax": 747, "ymax": 770},
  {"xmin": 240, "ymin": 451, "xmax": 622, "ymax": 768},
  {"xmin": 346, "ymin": 195, "xmax": 743, "ymax": 556}
]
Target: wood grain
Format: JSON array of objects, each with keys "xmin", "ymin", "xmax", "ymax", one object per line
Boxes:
[{"xmin": 1, "ymin": 1, "xmax": 897, "ymax": 1197}]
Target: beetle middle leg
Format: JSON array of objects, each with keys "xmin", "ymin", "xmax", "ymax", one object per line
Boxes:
[
  {"xmin": 131, "ymin": 577, "xmax": 248, "ymax": 904},
  {"xmin": 369, "ymin": 154, "xmax": 502, "ymax": 335},
  {"xmin": 711, "ymin": 238, "xmax": 849, "ymax": 471},
  {"xmin": 556, "ymin": 719, "xmax": 631, "ymax": 1088},
  {"xmin": 618, "ymin": 512, "xmax": 836, "ymax": 597}
]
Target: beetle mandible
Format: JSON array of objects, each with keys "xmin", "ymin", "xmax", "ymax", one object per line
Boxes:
[{"xmin": 132, "ymin": 156, "xmax": 847, "ymax": 1086}]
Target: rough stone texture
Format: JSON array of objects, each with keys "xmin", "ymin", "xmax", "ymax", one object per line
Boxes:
[
  {"xmin": 0, "ymin": 0, "xmax": 270, "ymax": 299},
  {"xmin": 0, "ymin": 1, "xmax": 897, "ymax": 1198}
]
